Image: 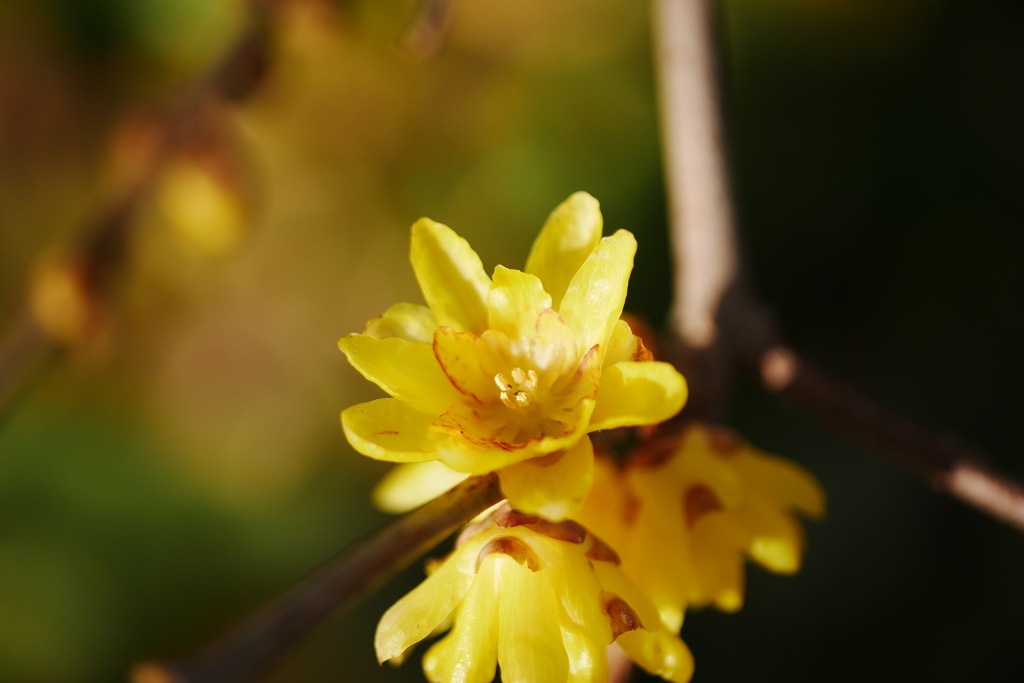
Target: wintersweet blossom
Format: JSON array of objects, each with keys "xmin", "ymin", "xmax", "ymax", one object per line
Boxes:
[
  {"xmin": 339, "ymin": 193, "xmax": 687, "ymax": 520},
  {"xmin": 376, "ymin": 506, "xmax": 694, "ymax": 683},
  {"xmin": 576, "ymin": 424, "xmax": 825, "ymax": 632}
]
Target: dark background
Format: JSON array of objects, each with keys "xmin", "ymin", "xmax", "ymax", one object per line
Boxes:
[{"xmin": 0, "ymin": 0, "xmax": 1021, "ymax": 681}]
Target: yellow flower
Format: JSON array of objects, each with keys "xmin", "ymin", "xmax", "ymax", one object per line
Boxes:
[
  {"xmin": 376, "ymin": 506, "xmax": 694, "ymax": 683},
  {"xmin": 339, "ymin": 193, "xmax": 687, "ymax": 520},
  {"xmin": 576, "ymin": 424, "xmax": 825, "ymax": 632}
]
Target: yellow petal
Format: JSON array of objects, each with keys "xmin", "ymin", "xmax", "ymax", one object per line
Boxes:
[
  {"xmin": 589, "ymin": 361, "xmax": 687, "ymax": 431},
  {"xmin": 591, "ymin": 561, "xmax": 661, "ymax": 635},
  {"xmin": 363, "ymin": 302, "xmax": 438, "ymax": 343},
  {"xmin": 411, "ymin": 218, "xmax": 491, "ymax": 334},
  {"xmin": 422, "ymin": 557, "xmax": 501, "ymax": 683},
  {"xmin": 559, "ymin": 230, "xmax": 637, "ymax": 356},
  {"xmin": 342, "ymin": 399, "xmax": 438, "ymax": 462},
  {"xmin": 616, "ymin": 629, "xmax": 694, "ymax": 683},
  {"xmin": 432, "ymin": 327, "xmax": 494, "ymax": 403},
  {"xmin": 732, "ymin": 495, "xmax": 806, "ymax": 575},
  {"xmin": 375, "ymin": 555, "xmax": 475, "ymax": 663},
  {"xmin": 530, "ymin": 310, "xmax": 579, "ymax": 377},
  {"xmin": 561, "ymin": 618, "xmax": 609, "ymax": 683},
  {"xmin": 735, "ymin": 450, "xmax": 826, "ymax": 519},
  {"xmin": 497, "ymin": 558, "xmax": 569, "ymax": 683},
  {"xmin": 487, "ymin": 266, "xmax": 552, "ymax": 344},
  {"xmin": 553, "ymin": 548, "xmax": 614, "ymax": 645},
  {"xmin": 498, "ymin": 436, "xmax": 594, "ymax": 522},
  {"xmin": 618, "ymin": 500, "xmax": 691, "ymax": 632},
  {"xmin": 602, "ymin": 318, "xmax": 652, "ymax": 368},
  {"xmin": 575, "ymin": 454, "xmax": 630, "ymax": 553},
  {"xmin": 690, "ymin": 512, "xmax": 745, "ymax": 612},
  {"xmin": 659, "ymin": 436, "xmax": 745, "ymax": 509},
  {"xmin": 339, "ymin": 334, "xmax": 461, "ymax": 414},
  {"xmin": 524, "ymin": 192, "xmax": 603, "ymax": 310},
  {"xmin": 372, "ymin": 461, "xmax": 470, "ymax": 514},
  {"xmin": 434, "ymin": 399, "xmax": 595, "ymax": 474},
  {"xmin": 460, "ymin": 527, "xmax": 567, "ymax": 575},
  {"xmin": 432, "ymin": 435, "xmax": 534, "ymax": 475}
]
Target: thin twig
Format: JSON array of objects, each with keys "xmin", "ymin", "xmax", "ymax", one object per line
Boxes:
[
  {"xmin": 132, "ymin": 473, "xmax": 504, "ymax": 683},
  {"xmin": 0, "ymin": 3, "xmax": 274, "ymax": 424},
  {"xmin": 754, "ymin": 345, "xmax": 1024, "ymax": 532}
]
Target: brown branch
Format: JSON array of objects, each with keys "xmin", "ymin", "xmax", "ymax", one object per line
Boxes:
[
  {"xmin": 653, "ymin": 0, "xmax": 745, "ymax": 421},
  {"xmin": 131, "ymin": 473, "xmax": 504, "ymax": 683},
  {"xmin": 0, "ymin": 2, "xmax": 274, "ymax": 423},
  {"xmin": 653, "ymin": 0, "xmax": 1024, "ymax": 532}
]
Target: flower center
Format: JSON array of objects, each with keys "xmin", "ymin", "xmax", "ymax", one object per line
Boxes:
[{"xmin": 494, "ymin": 367, "xmax": 538, "ymax": 409}]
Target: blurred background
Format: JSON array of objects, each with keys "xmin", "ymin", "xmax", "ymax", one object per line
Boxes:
[{"xmin": 0, "ymin": 0, "xmax": 1022, "ymax": 681}]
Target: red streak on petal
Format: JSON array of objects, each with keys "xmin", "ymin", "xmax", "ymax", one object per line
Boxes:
[{"xmin": 432, "ymin": 327, "xmax": 484, "ymax": 404}]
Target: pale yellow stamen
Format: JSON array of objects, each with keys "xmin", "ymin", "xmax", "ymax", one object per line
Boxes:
[{"xmin": 494, "ymin": 367, "xmax": 539, "ymax": 409}]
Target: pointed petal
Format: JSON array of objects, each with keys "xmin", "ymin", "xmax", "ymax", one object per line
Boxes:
[
  {"xmin": 498, "ymin": 436, "xmax": 594, "ymax": 522},
  {"xmin": 561, "ymin": 618, "xmax": 609, "ymax": 683},
  {"xmin": 603, "ymin": 318, "xmax": 653, "ymax": 368},
  {"xmin": 617, "ymin": 629, "xmax": 695, "ymax": 683},
  {"xmin": 732, "ymin": 495, "xmax": 806, "ymax": 574},
  {"xmin": 339, "ymin": 334, "xmax": 460, "ymax": 413},
  {"xmin": 375, "ymin": 556, "xmax": 475, "ymax": 663},
  {"xmin": 559, "ymin": 230, "xmax": 637, "ymax": 356},
  {"xmin": 411, "ymin": 218, "xmax": 492, "ymax": 333},
  {"xmin": 591, "ymin": 561, "xmax": 661, "ymax": 634},
  {"xmin": 735, "ymin": 450, "xmax": 826, "ymax": 519},
  {"xmin": 422, "ymin": 558, "xmax": 501, "ymax": 683},
  {"xmin": 342, "ymin": 399, "xmax": 438, "ymax": 462},
  {"xmin": 372, "ymin": 461, "xmax": 470, "ymax": 513},
  {"xmin": 363, "ymin": 302, "xmax": 438, "ymax": 343},
  {"xmin": 691, "ymin": 513, "xmax": 745, "ymax": 612},
  {"xmin": 487, "ymin": 266, "xmax": 552, "ymax": 344},
  {"xmin": 589, "ymin": 361, "xmax": 688, "ymax": 432},
  {"xmin": 622, "ymin": 503, "xmax": 691, "ymax": 632},
  {"xmin": 553, "ymin": 547, "xmax": 614, "ymax": 644},
  {"xmin": 525, "ymin": 192, "xmax": 603, "ymax": 310},
  {"xmin": 497, "ymin": 558, "xmax": 569, "ymax": 683}
]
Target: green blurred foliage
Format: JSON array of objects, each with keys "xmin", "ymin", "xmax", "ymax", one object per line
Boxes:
[{"xmin": 0, "ymin": 0, "xmax": 1022, "ymax": 681}]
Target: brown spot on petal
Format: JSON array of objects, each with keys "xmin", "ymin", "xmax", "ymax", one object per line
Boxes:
[
  {"xmin": 627, "ymin": 432, "xmax": 682, "ymax": 468},
  {"xmin": 476, "ymin": 536, "xmax": 541, "ymax": 571},
  {"xmin": 622, "ymin": 491, "xmax": 641, "ymax": 526},
  {"xmin": 495, "ymin": 508, "xmax": 586, "ymax": 544},
  {"xmin": 632, "ymin": 344, "xmax": 654, "ymax": 362},
  {"xmin": 586, "ymin": 535, "xmax": 621, "ymax": 565},
  {"xmin": 620, "ymin": 313, "xmax": 660, "ymax": 360},
  {"xmin": 602, "ymin": 591, "xmax": 643, "ymax": 638},
  {"xmin": 705, "ymin": 426, "xmax": 741, "ymax": 457},
  {"xmin": 684, "ymin": 484, "xmax": 723, "ymax": 527},
  {"xmin": 493, "ymin": 508, "xmax": 539, "ymax": 528}
]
